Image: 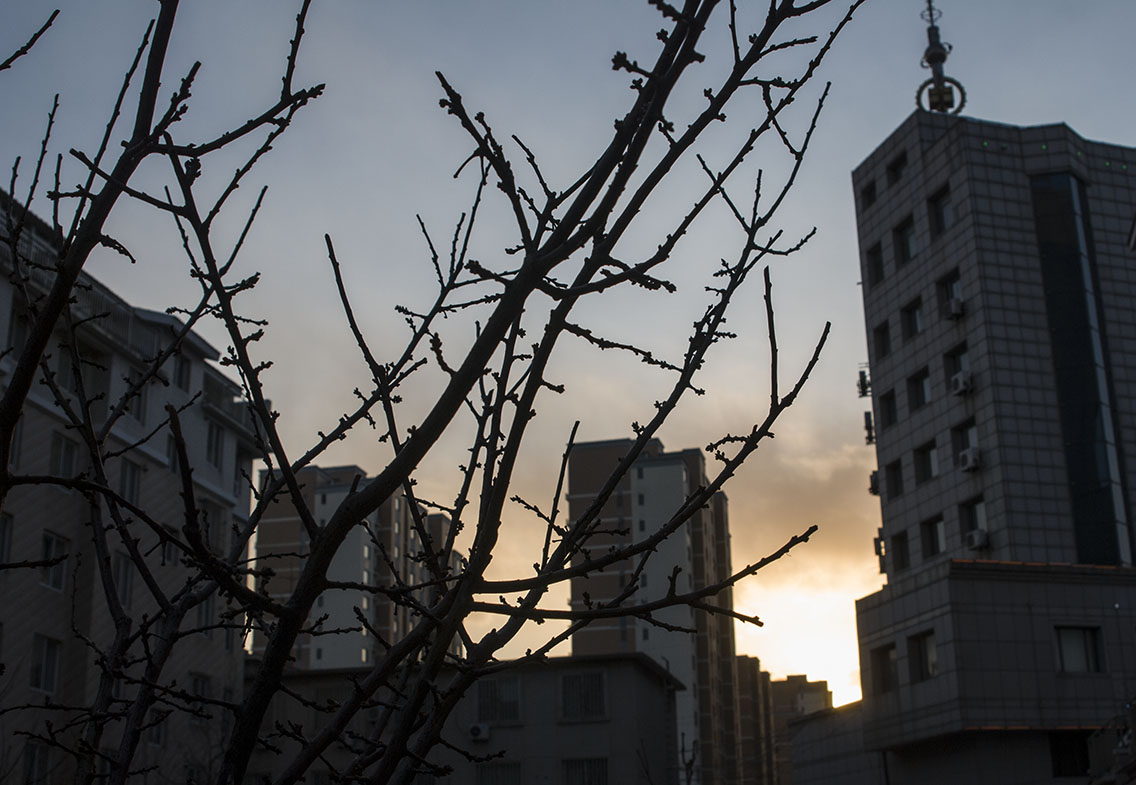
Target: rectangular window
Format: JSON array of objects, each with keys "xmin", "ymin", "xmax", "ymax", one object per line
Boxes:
[
  {"xmin": 22, "ymin": 740, "xmax": 50, "ymax": 785},
  {"xmin": 885, "ymin": 459, "xmax": 904, "ymax": 500},
  {"xmin": 125, "ymin": 374, "xmax": 148, "ymax": 425},
  {"xmin": 865, "ymin": 242, "xmax": 884, "ymax": 287},
  {"xmin": 870, "ymin": 644, "xmax": 898, "ymax": 694},
  {"xmin": 873, "ymin": 321, "xmax": 892, "ymax": 359},
  {"xmin": 943, "ymin": 341, "xmax": 970, "ymax": 378},
  {"xmin": 113, "ymin": 551, "xmax": 134, "ymax": 609},
  {"xmin": 1056, "ymin": 626, "xmax": 1103, "ymax": 673},
  {"xmin": 166, "ymin": 435, "xmax": 180, "ymax": 475},
  {"xmin": 907, "ymin": 367, "xmax": 931, "ymax": 410},
  {"xmin": 928, "ymin": 184, "xmax": 953, "ymax": 237},
  {"xmin": 951, "ymin": 419, "xmax": 978, "ymax": 464},
  {"xmin": 959, "ymin": 495, "xmax": 986, "ymax": 534},
  {"xmin": 50, "ymin": 432, "xmax": 78, "ymax": 477},
  {"xmin": 878, "ymin": 390, "xmax": 897, "ymax": 429},
  {"xmin": 886, "ymin": 152, "xmax": 908, "ymax": 185},
  {"xmin": 120, "ymin": 459, "xmax": 141, "ymax": 506},
  {"xmin": 173, "ymin": 354, "xmax": 191, "ymax": 391},
  {"xmin": 893, "ymin": 216, "xmax": 916, "ymax": 266},
  {"xmin": 860, "ymin": 180, "xmax": 878, "ymax": 209},
  {"xmin": 909, "ymin": 630, "xmax": 938, "ymax": 682},
  {"xmin": 901, "ymin": 297, "xmax": 924, "ymax": 340},
  {"xmin": 890, "ymin": 531, "xmax": 910, "ymax": 572},
  {"xmin": 563, "ymin": 759, "xmax": 608, "ymax": 785},
  {"xmin": 30, "ymin": 634, "xmax": 61, "ymax": 693},
  {"xmin": 478, "ymin": 677, "xmax": 521, "ymax": 723},
  {"xmin": 0, "ymin": 512, "xmax": 11, "ymax": 564},
  {"xmin": 937, "ymin": 268, "xmax": 963, "ymax": 318},
  {"xmin": 196, "ymin": 598, "xmax": 214, "ymax": 637},
  {"xmin": 8, "ymin": 416, "xmax": 22, "ymax": 469},
  {"xmin": 561, "ymin": 671, "xmax": 606, "ymax": 721},
  {"xmin": 41, "ymin": 531, "xmax": 68, "ymax": 590},
  {"xmin": 189, "ymin": 673, "xmax": 211, "ymax": 725},
  {"xmin": 477, "ymin": 762, "xmax": 523, "ymax": 785},
  {"xmin": 206, "ymin": 421, "xmax": 224, "ymax": 468},
  {"xmin": 921, "ymin": 516, "xmax": 945, "ymax": 558},
  {"xmin": 147, "ymin": 711, "xmax": 167, "ymax": 746},
  {"xmin": 914, "ymin": 440, "xmax": 939, "ymax": 484}
]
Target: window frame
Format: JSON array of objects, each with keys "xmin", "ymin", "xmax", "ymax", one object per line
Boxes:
[
  {"xmin": 928, "ymin": 184, "xmax": 954, "ymax": 237},
  {"xmin": 30, "ymin": 634, "xmax": 61, "ymax": 694},
  {"xmin": 900, "ymin": 297, "xmax": 925, "ymax": 340},
  {"xmin": 893, "ymin": 215, "xmax": 917, "ymax": 266},
  {"xmin": 908, "ymin": 630, "xmax": 938, "ymax": 682},
  {"xmin": 41, "ymin": 531, "xmax": 68, "ymax": 590},
  {"xmin": 913, "ymin": 440, "xmax": 939, "ymax": 485},
  {"xmin": 907, "ymin": 367, "xmax": 932, "ymax": 410},
  {"xmin": 920, "ymin": 515, "xmax": 946, "ymax": 558},
  {"xmin": 870, "ymin": 643, "xmax": 898, "ymax": 695},
  {"xmin": 560, "ymin": 670, "xmax": 607, "ymax": 722},
  {"xmin": 1055, "ymin": 626, "xmax": 1103, "ymax": 674}
]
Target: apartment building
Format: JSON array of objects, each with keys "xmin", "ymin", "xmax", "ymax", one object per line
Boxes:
[
  {"xmin": 566, "ymin": 438, "xmax": 741, "ymax": 785},
  {"xmin": 0, "ymin": 190, "xmax": 254, "ymax": 783}
]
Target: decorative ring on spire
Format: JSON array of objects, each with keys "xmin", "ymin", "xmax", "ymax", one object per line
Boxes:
[{"xmin": 916, "ymin": 76, "xmax": 966, "ymax": 115}]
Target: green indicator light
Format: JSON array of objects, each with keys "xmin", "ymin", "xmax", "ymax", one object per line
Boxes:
[
  {"xmin": 1105, "ymin": 161, "xmax": 1111, "ymax": 167},
  {"xmin": 1076, "ymin": 150, "xmax": 1082, "ymax": 156},
  {"xmin": 982, "ymin": 140, "xmax": 989, "ymax": 147}
]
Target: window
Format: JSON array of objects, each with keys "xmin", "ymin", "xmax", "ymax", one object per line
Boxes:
[
  {"xmin": 874, "ymin": 390, "xmax": 897, "ymax": 430},
  {"xmin": 6, "ymin": 300, "xmax": 29, "ymax": 353},
  {"xmin": 30, "ymin": 634, "xmax": 61, "ymax": 693},
  {"xmin": 478, "ymin": 677, "xmax": 521, "ymax": 723},
  {"xmin": 885, "ymin": 459, "xmax": 904, "ymax": 500},
  {"xmin": 885, "ymin": 152, "xmax": 908, "ymax": 185},
  {"xmin": 914, "ymin": 440, "xmax": 939, "ymax": 484},
  {"xmin": 147, "ymin": 711, "xmax": 167, "ymax": 746},
  {"xmin": 196, "ymin": 598, "xmax": 214, "ymax": 636},
  {"xmin": 860, "ymin": 180, "xmax": 878, "ymax": 209},
  {"xmin": 173, "ymin": 353, "xmax": 191, "ymax": 391},
  {"xmin": 928, "ymin": 184, "xmax": 953, "ymax": 236},
  {"xmin": 41, "ymin": 531, "xmax": 68, "ymax": 590},
  {"xmin": 8, "ymin": 416, "xmax": 22, "ymax": 469},
  {"xmin": 893, "ymin": 216, "xmax": 916, "ymax": 266},
  {"xmin": 206, "ymin": 421, "xmax": 224, "ymax": 468},
  {"xmin": 890, "ymin": 531, "xmax": 910, "ymax": 572},
  {"xmin": 166, "ymin": 435, "xmax": 180, "ymax": 475},
  {"xmin": 561, "ymin": 671, "xmax": 606, "ymax": 721},
  {"xmin": 901, "ymin": 297, "xmax": 924, "ymax": 340},
  {"xmin": 907, "ymin": 367, "xmax": 931, "ymax": 410},
  {"xmin": 937, "ymin": 268, "xmax": 962, "ymax": 317},
  {"xmin": 951, "ymin": 419, "xmax": 977, "ymax": 464},
  {"xmin": 161, "ymin": 532, "xmax": 178, "ymax": 566},
  {"xmin": 50, "ymin": 432, "xmax": 78, "ymax": 477},
  {"xmin": 921, "ymin": 516, "xmax": 945, "ymax": 558},
  {"xmin": 638, "ymin": 519, "xmax": 645, "ymax": 533},
  {"xmin": 959, "ymin": 495, "xmax": 986, "ymax": 534},
  {"xmin": 873, "ymin": 321, "xmax": 891, "ymax": 359},
  {"xmin": 477, "ymin": 762, "xmax": 523, "ymax": 785},
  {"xmin": 865, "ymin": 242, "xmax": 884, "ymax": 287},
  {"xmin": 0, "ymin": 512, "xmax": 11, "ymax": 564},
  {"xmin": 943, "ymin": 341, "xmax": 970, "ymax": 378},
  {"xmin": 22, "ymin": 740, "xmax": 50, "ymax": 785},
  {"xmin": 909, "ymin": 630, "xmax": 938, "ymax": 682},
  {"xmin": 563, "ymin": 758, "xmax": 608, "ymax": 785},
  {"xmin": 120, "ymin": 459, "xmax": 141, "ymax": 506},
  {"xmin": 870, "ymin": 644, "xmax": 898, "ymax": 694},
  {"xmin": 189, "ymin": 673, "xmax": 211, "ymax": 725},
  {"xmin": 125, "ymin": 374, "xmax": 148, "ymax": 424},
  {"xmin": 113, "ymin": 551, "xmax": 134, "ymax": 609},
  {"xmin": 1056, "ymin": 626, "xmax": 1103, "ymax": 673}
]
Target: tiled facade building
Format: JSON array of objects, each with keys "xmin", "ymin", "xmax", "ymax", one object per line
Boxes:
[
  {"xmin": 567, "ymin": 439, "xmax": 742, "ymax": 785},
  {"xmin": 0, "ymin": 191, "xmax": 254, "ymax": 783},
  {"xmin": 736, "ymin": 655, "xmax": 777, "ymax": 785},
  {"xmin": 253, "ymin": 464, "xmax": 463, "ymax": 669},
  {"xmin": 794, "ymin": 112, "xmax": 1136, "ymax": 784},
  {"xmin": 769, "ymin": 675, "xmax": 831, "ymax": 785}
]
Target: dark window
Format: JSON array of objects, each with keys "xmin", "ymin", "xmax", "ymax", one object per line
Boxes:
[
  {"xmin": 561, "ymin": 671, "xmax": 606, "ymax": 721},
  {"xmin": 909, "ymin": 630, "xmax": 938, "ymax": 681},
  {"xmin": 41, "ymin": 531, "xmax": 68, "ymax": 590},
  {"xmin": 893, "ymin": 216, "xmax": 917, "ymax": 265},
  {"xmin": 477, "ymin": 762, "xmax": 523, "ymax": 785},
  {"xmin": 937, "ymin": 268, "xmax": 963, "ymax": 318},
  {"xmin": 30, "ymin": 635, "xmax": 61, "ymax": 693},
  {"xmin": 886, "ymin": 152, "xmax": 908, "ymax": 185},
  {"xmin": 1049, "ymin": 731, "xmax": 1091, "ymax": 778},
  {"xmin": 885, "ymin": 460, "xmax": 904, "ymax": 500},
  {"xmin": 873, "ymin": 321, "xmax": 892, "ymax": 359},
  {"xmin": 206, "ymin": 422, "xmax": 224, "ymax": 468},
  {"xmin": 944, "ymin": 341, "xmax": 970, "ymax": 378},
  {"xmin": 865, "ymin": 243, "xmax": 884, "ymax": 287},
  {"xmin": 50, "ymin": 433, "xmax": 78, "ymax": 477},
  {"xmin": 113, "ymin": 551, "xmax": 134, "ymax": 609},
  {"xmin": 928, "ymin": 184, "xmax": 954, "ymax": 237},
  {"xmin": 879, "ymin": 390, "xmax": 897, "ymax": 429},
  {"xmin": 479, "ymin": 677, "xmax": 521, "ymax": 723},
  {"xmin": 870, "ymin": 644, "xmax": 898, "ymax": 694},
  {"xmin": 120, "ymin": 459, "xmax": 141, "ymax": 506},
  {"xmin": 921, "ymin": 516, "xmax": 945, "ymax": 557},
  {"xmin": 959, "ymin": 495, "xmax": 986, "ymax": 534},
  {"xmin": 1056, "ymin": 626, "xmax": 1103, "ymax": 673},
  {"xmin": 891, "ymin": 530, "xmax": 910, "ymax": 572},
  {"xmin": 23, "ymin": 741, "xmax": 50, "ymax": 785},
  {"xmin": 900, "ymin": 297, "xmax": 924, "ymax": 340},
  {"xmin": 860, "ymin": 180, "xmax": 878, "ymax": 209},
  {"xmin": 914, "ymin": 441, "xmax": 938, "ymax": 484},
  {"xmin": 907, "ymin": 367, "xmax": 931, "ymax": 410},
  {"xmin": 951, "ymin": 419, "xmax": 977, "ymax": 464},
  {"xmin": 563, "ymin": 759, "xmax": 608, "ymax": 785},
  {"xmin": 189, "ymin": 673, "xmax": 212, "ymax": 725},
  {"xmin": 173, "ymin": 354, "xmax": 191, "ymax": 391},
  {"xmin": 0, "ymin": 512, "xmax": 11, "ymax": 564}
]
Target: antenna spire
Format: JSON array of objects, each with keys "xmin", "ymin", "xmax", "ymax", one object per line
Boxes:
[{"xmin": 916, "ymin": 0, "xmax": 966, "ymax": 114}]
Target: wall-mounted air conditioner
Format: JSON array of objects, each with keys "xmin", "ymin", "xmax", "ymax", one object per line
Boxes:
[
  {"xmin": 469, "ymin": 723, "xmax": 490, "ymax": 742},
  {"xmin": 868, "ymin": 470, "xmax": 880, "ymax": 495},
  {"xmin": 950, "ymin": 371, "xmax": 972, "ymax": 396},
  {"xmin": 965, "ymin": 528, "xmax": 989, "ymax": 550},
  {"xmin": 959, "ymin": 448, "xmax": 981, "ymax": 472},
  {"xmin": 947, "ymin": 297, "xmax": 965, "ymax": 319}
]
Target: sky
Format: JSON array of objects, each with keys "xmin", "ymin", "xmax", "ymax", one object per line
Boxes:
[{"xmin": 3, "ymin": 1, "xmax": 1135, "ymax": 707}]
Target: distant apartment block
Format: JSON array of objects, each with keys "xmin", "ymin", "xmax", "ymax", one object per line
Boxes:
[
  {"xmin": 567, "ymin": 439, "xmax": 741, "ymax": 785},
  {"xmin": 253, "ymin": 464, "xmax": 462, "ymax": 668},
  {"xmin": 0, "ymin": 190, "xmax": 253, "ymax": 783},
  {"xmin": 736, "ymin": 655, "xmax": 777, "ymax": 785},
  {"xmin": 794, "ymin": 112, "xmax": 1136, "ymax": 784}
]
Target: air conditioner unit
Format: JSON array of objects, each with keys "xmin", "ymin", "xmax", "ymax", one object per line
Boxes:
[
  {"xmin": 950, "ymin": 371, "xmax": 973, "ymax": 396},
  {"xmin": 965, "ymin": 528, "xmax": 989, "ymax": 550},
  {"xmin": 959, "ymin": 447, "xmax": 981, "ymax": 472},
  {"xmin": 868, "ymin": 470, "xmax": 880, "ymax": 496},
  {"xmin": 947, "ymin": 297, "xmax": 965, "ymax": 319},
  {"xmin": 469, "ymin": 722, "xmax": 490, "ymax": 742}
]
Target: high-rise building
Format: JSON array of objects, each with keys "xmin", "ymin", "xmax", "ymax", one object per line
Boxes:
[
  {"xmin": 769, "ymin": 675, "xmax": 832, "ymax": 784},
  {"xmin": 253, "ymin": 464, "xmax": 463, "ymax": 669},
  {"xmin": 736, "ymin": 655, "xmax": 777, "ymax": 785},
  {"xmin": 567, "ymin": 438, "xmax": 742, "ymax": 785},
  {"xmin": 0, "ymin": 190, "xmax": 254, "ymax": 783},
  {"xmin": 793, "ymin": 109, "xmax": 1136, "ymax": 784}
]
